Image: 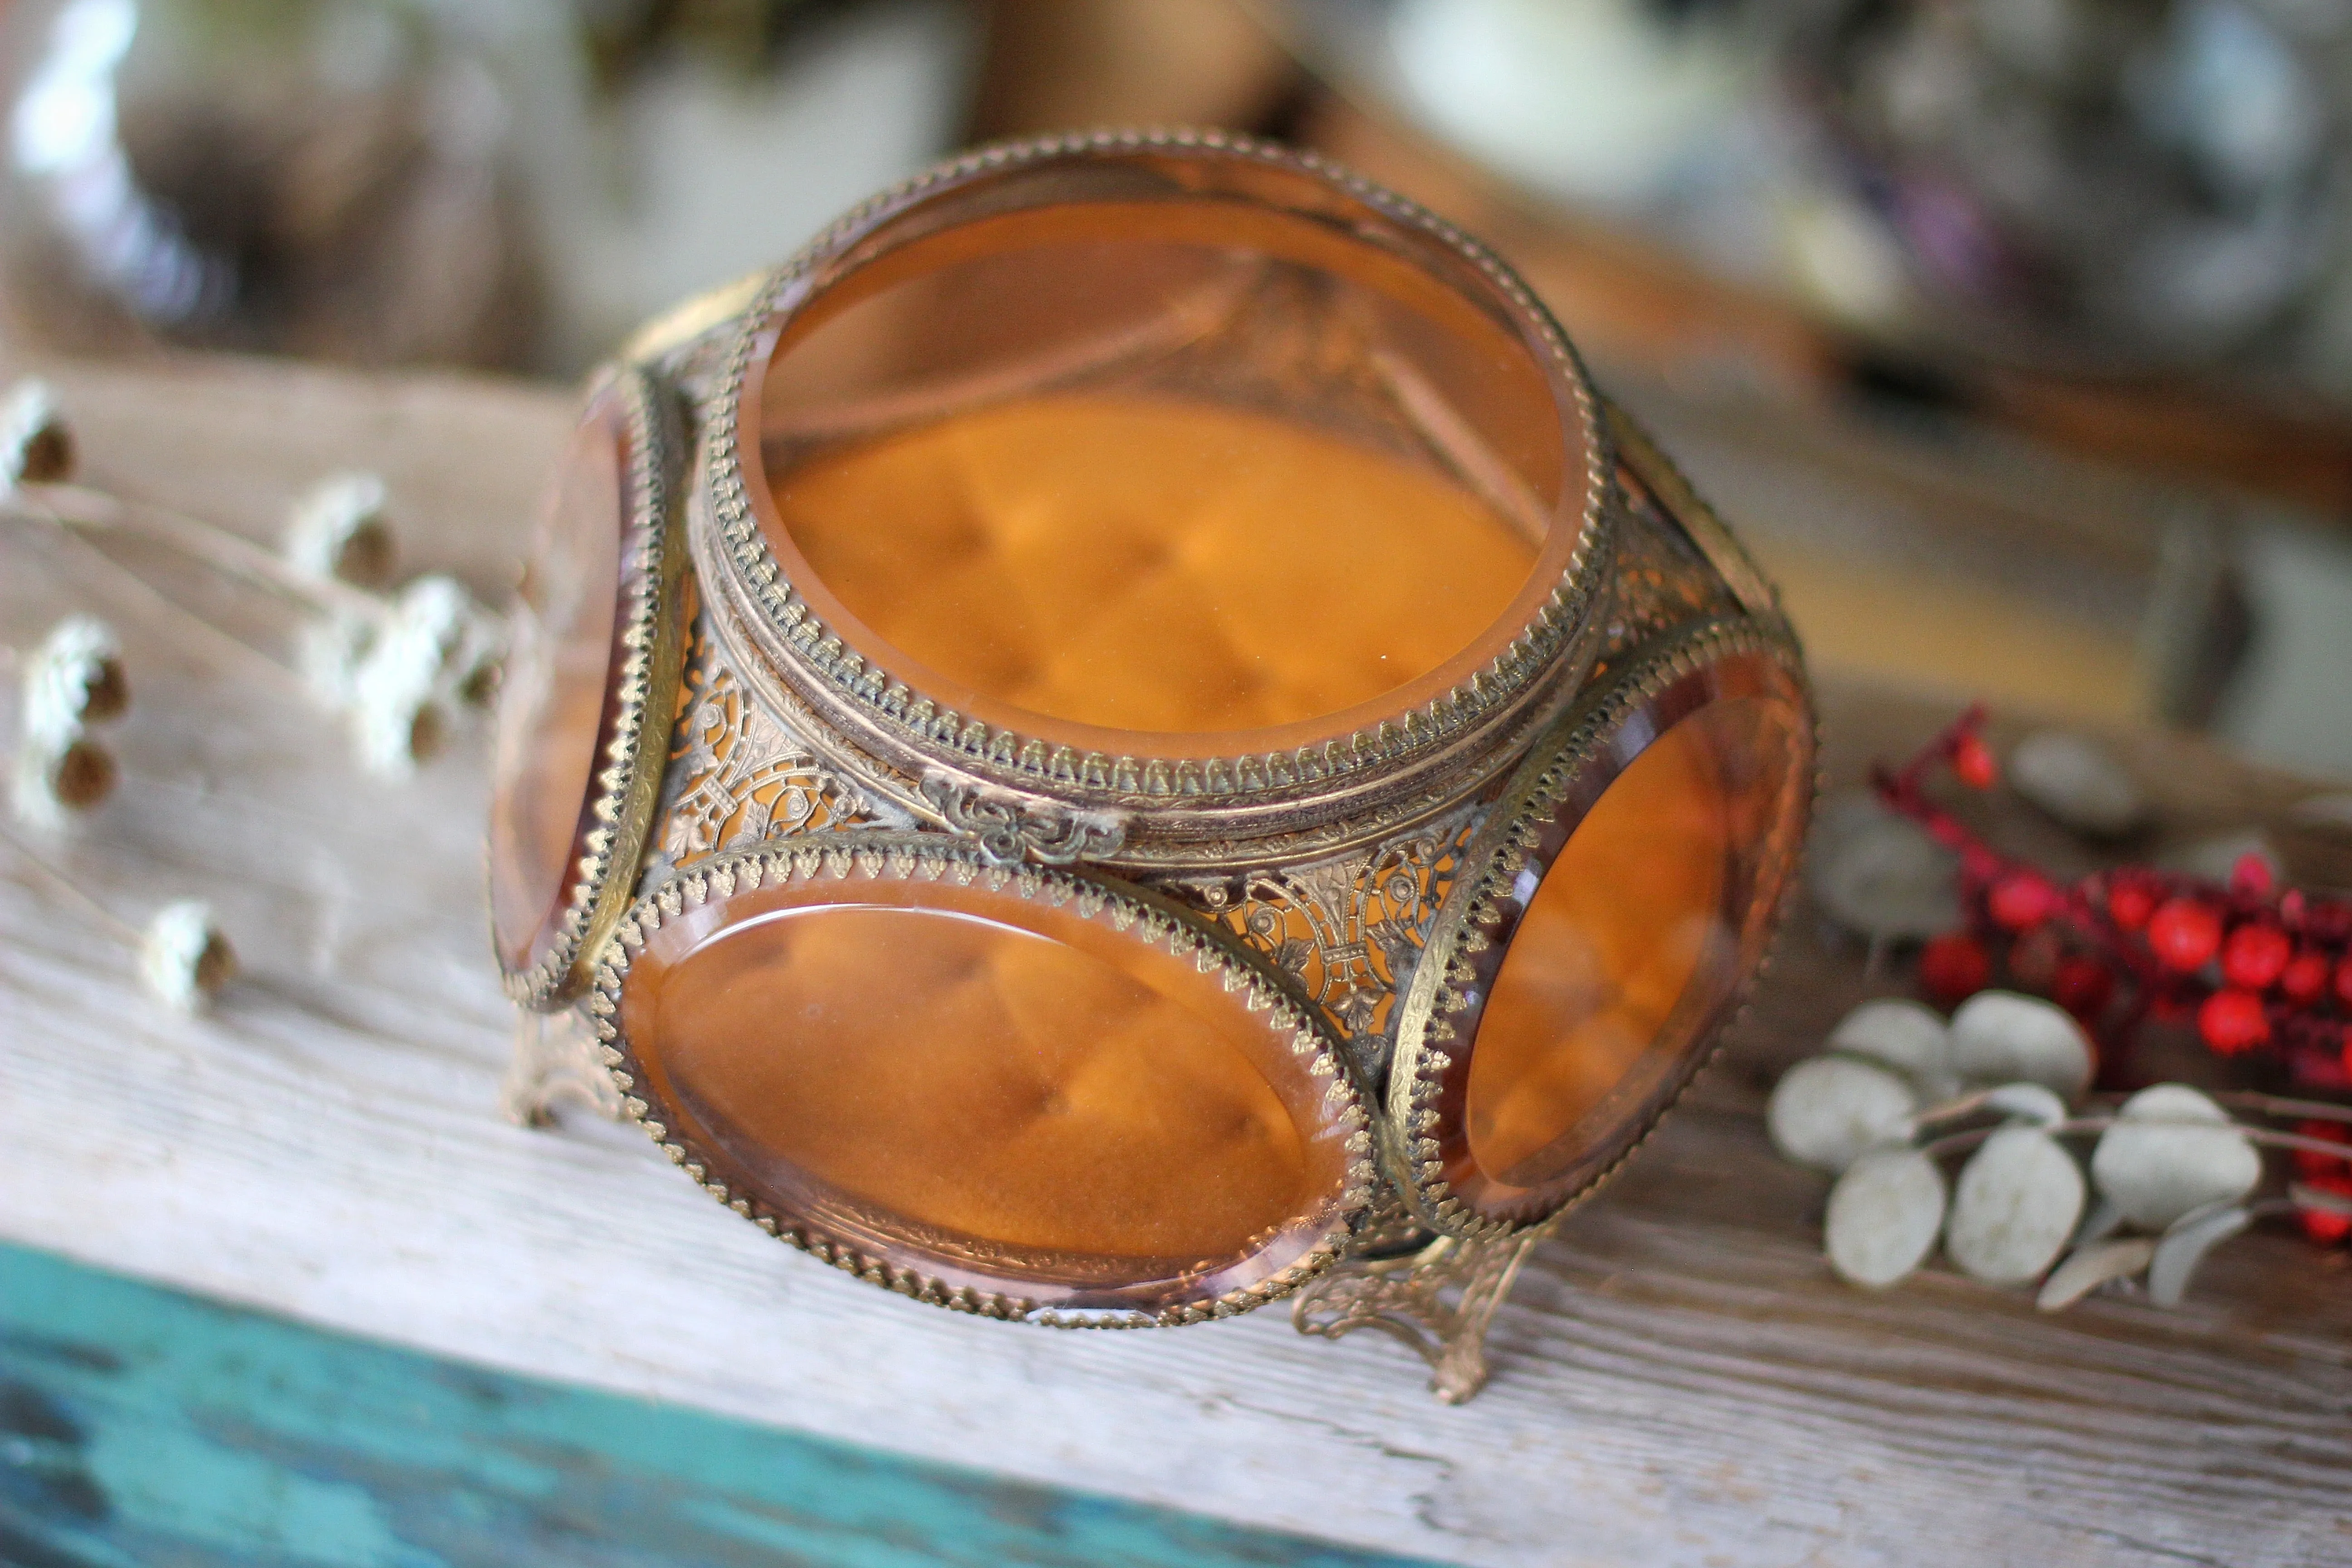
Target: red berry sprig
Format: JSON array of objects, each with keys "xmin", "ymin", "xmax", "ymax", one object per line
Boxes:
[
  {"xmin": 2294, "ymin": 1120, "xmax": 2352, "ymax": 1244},
  {"xmin": 1872, "ymin": 707, "xmax": 2352, "ymax": 1091}
]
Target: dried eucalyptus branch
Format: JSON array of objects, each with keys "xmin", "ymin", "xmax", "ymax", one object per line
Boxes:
[{"xmin": 1776, "ymin": 992, "xmax": 2352, "ymax": 1310}]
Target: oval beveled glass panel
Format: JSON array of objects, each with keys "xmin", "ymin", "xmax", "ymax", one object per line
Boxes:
[
  {"xmin": 771, "ymin": 395, "xmax": 1536, "ymax": 734},
  {"xmin": 749, "ymin": 172, "xmax": 1589, "ymax": 756},
  {"xmin": 488, "ymin": 382, "xmax": 629, "ymax": 977},
  {"xmin": 617, "ymin": 871, "xmax": 1359, "ymax": 1312},
  {"xmin": 1460, "ymin": 692, "xmax": 1806, "ymax": 1209}
]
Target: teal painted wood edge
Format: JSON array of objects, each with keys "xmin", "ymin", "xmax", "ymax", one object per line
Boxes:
[{"xmin": 0, "ymin": 1244, "xmax": 1457, "ymax": 1568}]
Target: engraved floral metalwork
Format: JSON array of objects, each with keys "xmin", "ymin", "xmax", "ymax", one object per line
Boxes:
[
  {"xmin": 1152, "ymin": 801, "xmax": 1481, "ymax": 1052},
  {"xmin": 500, "ymin": 1005, "xmax": 622, "ymax": 1127},
  {"xmin": 1599, "ymin": 459, "xmax": 1738, "ymax": 663},
  {"xmin": 652, "ymin": 614, "xmax": 892, "ymax": 878},
  {"xmin": 1604, "ymin": 398, "xmax": 1782, "ymax": 624},
  {"xmin": 917, "ymin": 772, "xmax": 1128, "ymax": 866}
]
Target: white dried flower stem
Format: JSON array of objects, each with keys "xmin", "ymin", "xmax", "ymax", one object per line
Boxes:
[
  {"xmin": 138, "ymin": 898, "xmax": 235, "ymax": 1012},
  {"xmin": 28, "ymin": 519, "xmax": 309, "ymax": 694},
  {"xmin": 283, "ymin": 473, "xmax": 394, "ymax": 589},
  {"xmin": 2, "ymin": 824, "xmax": 234, "ymax": 1011},
  {"xmin": 20, "ymin": 613, "xmax": 126, "ymax": 744},
  {"xmin": 2244, "ymin": 1127, "xmax": 2352, "ymax": 1165},
  {"xmin": 346, "ymin": 574, "xmax": 502, "ymax": 773},
  {"xmin": 0, "ymin": 819, "xmax": 140, "ymax": 943},
  {"xmin": 17, "ymin": 482, "xmax": 385, "ymax": 623},
  {"xmin": 0, "ymin": 377, "xmax": 71, "ymax": 489},
  {"xmin": 11, "ymin": 614, "xmax": 128, "ymax": 828},
  {"xmin": 10, "ymin": 735, "xmax": 115, "ymax": 830}
]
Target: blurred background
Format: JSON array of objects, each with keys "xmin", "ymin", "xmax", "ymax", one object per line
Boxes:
[{"xmin": 2, "ymin": 0, "xmax": 2347, "ymax": 776}]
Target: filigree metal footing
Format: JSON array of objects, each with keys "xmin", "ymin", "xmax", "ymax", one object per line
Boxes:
[
  {"xmin": 500, "ymin": 1007, "xmax": 622, "ymax": 1127},
  {"xmin": 1292, "ymin": 1227, "xmax": 1545, "ymax": 1402}
]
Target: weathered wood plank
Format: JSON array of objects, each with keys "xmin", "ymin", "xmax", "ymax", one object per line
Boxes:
[
  {"xmin": 2, "ymin": 353, "xmax": 2349, "ymax": 1568},
  {"xmin": 0, "ymin": 1243, "xmax": 1443, "ymax": 1568}
]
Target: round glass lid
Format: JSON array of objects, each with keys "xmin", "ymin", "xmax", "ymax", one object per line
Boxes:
[
  {"xmin": 599, "ymin": 842, "xmax": 1374, "ymax": 1321},
  {"xmin": 489, "ymin": 368, "xmax": 681, "ymax": 1006},
  {"xmin": 1393, "ymin": 637, "xmax": 1813, "ymax": 1232},
  {"xmin": 727, "ymin": 135, "xmax": 1604, "ymax": 777}
]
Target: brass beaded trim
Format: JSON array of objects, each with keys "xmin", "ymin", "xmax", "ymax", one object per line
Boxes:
[
  {"xmin": 502, "ymin": 366, "xmax": 689, "ymax": 1010},
  {"xmin": 588, "ymin": 831, "xmax": 1382, "ymax": 1327},
  {"xmin": 700, "ymin": 127, "xmax": 1615, "ymax": 816},
  {"xmin": 1385, "ymin": 617, "xmax": 1814, "ymax": 1240}
]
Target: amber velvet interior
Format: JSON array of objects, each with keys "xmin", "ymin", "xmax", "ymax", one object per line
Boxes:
[
  {"xmin": 619, "ymin": 875, "xmax": 1353, "ymax": 1294},
  {"xmin": 767, "ymin": 395, "xmax": 1537, "ymax": 735},
  {"xmin": 489, "ymin": 388, "xmax": 626, "ymax": 974},
  {"xmin": 1465, "ymin": 697, "xmax": 1798, "ymax": 1191}
]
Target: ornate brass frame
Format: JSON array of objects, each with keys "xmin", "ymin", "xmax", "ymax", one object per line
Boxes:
[
  {"xmin": 1293, "ymin": 1222, "xmax": 1547, "ymax": 1404},
  {"xmin": 496, "ymin": 132, "xmax": 1815, "ymax": 1398},
  {"xmin": 695, "ymin": 128, "xmax": 1618, "ymax": 859},
  {"xmin": 499, "ymin": 367, "xmax": 690, "ymax": 1010},
  {"xmin": 1386, "ymin": 619, "xmax": 1812, "ymax": 1239}
]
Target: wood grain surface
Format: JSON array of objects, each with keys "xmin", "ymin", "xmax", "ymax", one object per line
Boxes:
[{"xmin": 2, "ymin": 353, "xmax": 2348, "ymax": 1568}]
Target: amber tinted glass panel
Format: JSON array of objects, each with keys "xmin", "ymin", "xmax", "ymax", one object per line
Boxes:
[
  {"xmin": 1465, "ymin": 696, "xmax": 1802, "ymax": 1191},
  {"xmin": 753, "ymin": 181, "xmax": 1585, "ymax": 750},
  {"xmin": 488, "ymin": 386, "xmax": 627, "ymax": 974},
  {"xmin": 619, "ymin": 874, "xmax": 1356, "ymax": 1309},
  {"xmin": 771, "ymin": 396, "xmax": 1536, "ymax": 734}
]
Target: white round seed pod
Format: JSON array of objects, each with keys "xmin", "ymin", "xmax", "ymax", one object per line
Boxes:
[
  {"xmin": 1808, "ymin": 797, "xmax": 1961, "ymax": 941},
  {"xmin": 1828, "ymin": 998, "xmax": 1955, "ymax": 1096},
  {"xmin": 2090, "ymin": 1084, "xmax": 2261, "ymax": 1231},
  {"xmin": 1768, "ymin": 1055, "xmax": 1920, "ymax": 1173},
  {"xmin": 1826, "ymin": 1147, "xmax": 1948, "ymax": 1288},
  {"xmin": 1949, "ymin": 990, "xmax": 2093, "ymax": 1098},
  {"xmin": 1945, "ymin": 1126, "xmax": 2085, "ymax": 1285},
  {"xmin": 2159, "ymin": 831, "xmax": 2278, "ymax": 887},
  {"xmin": 2008, "ymin": 730, "xmax": 2147, "ymax": 838}
]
